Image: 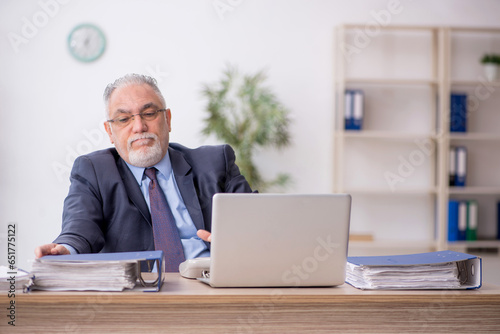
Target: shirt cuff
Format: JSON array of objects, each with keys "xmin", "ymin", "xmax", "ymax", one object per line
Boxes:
[{"xmin": 60, "ymin": 244, "xmax": 78, "ymax": 255}]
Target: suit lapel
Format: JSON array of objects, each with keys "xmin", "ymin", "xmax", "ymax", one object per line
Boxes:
[
  {"xmin": 116, "ymin": 156, "xmax": 152, "ymax": 225},
  {"xmin": 168, "ymin": 147, "xmax": 205, "ymax": 230}
]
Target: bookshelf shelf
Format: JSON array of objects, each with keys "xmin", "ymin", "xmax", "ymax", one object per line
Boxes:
[
  {"xmin": 340, "ymin": 131, "xmax": 437, "ymax": 140},
  {"xmin": 343, "ymin": 187, "xmax": 438, "ymax": 195},
  {"xmin": 447, "ymin": 240, "xmax": 500, "ymax": 257},
  {"xmin": 448, "ymin": 240, "xmax": 500, "ymax": 248},
  {"xmin": 451, "ymin": 79, "xmax": 500, "ymax": 86},
  {"xmin": 449, "ymin": 133, "xmax": 500, "ymax": 141},
  {"xmin": 334, "ymin": 25, "xmax": 500, "ymax": 254},
  {"xmin": 345, "ymin": 78, "xmax": 438, "ymax": 85},
  {"xmin": 449, "ymin": 187, "xmax": 500, "ymax": 195}
]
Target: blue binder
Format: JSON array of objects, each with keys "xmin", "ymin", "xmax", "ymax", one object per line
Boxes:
[
  {"xmin": 448, "ymin": 200, "xmax": 460, "ymax": 241},
  {"xmin": 450, "ymin": 93, "xmax": 467, "ymax": 132},
  {"xmin": 344, "ymin": 89, "xmax": 353, "ymax": 130},
  {"xmin": 39, "ymin": 250, "xmax": 164, "ymax": 292},
  {"xmin": 346, "ymin": 250, "xmax": 482, "ymax": 290},
  {"xmin": 344, "ymin": 89, "xmax": 364, "ymax": 130}
]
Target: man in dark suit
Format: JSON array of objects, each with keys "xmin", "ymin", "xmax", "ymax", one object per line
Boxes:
[{"xmin": 35, "ymin": 74, "xmax": 253, "ymax": 266}]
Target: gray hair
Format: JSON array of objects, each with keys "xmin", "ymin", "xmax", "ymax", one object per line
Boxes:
[{"xmin": 103, "ymin": 74, "xmax": 166, "ymax": 117}]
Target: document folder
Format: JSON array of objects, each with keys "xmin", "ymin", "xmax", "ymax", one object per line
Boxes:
[
  {"xmin": 346, "ymin": 250, "xmax": 481, "ymax": 290},
  {"xmin": 450, "ymin": 93, "xmax": 467, "ymax": 132},
  {"xmin": 31, "ymin": 250, "xmax": 164, "ymax": 292},
  {"xmin": 344, "ymin": 89, "xmax": 364, "ymax": 130},
  {"xmin": 448, "ymin": 200, "xmax": 460, "ymax": 241}
]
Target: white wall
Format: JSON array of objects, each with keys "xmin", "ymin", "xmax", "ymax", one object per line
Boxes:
[{"xmin": 1, "ymin": 0, "xmax": 499, "ymax": 270}]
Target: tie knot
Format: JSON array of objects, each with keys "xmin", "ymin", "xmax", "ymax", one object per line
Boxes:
[{"xmin": 144, "ymin": 167, "xmax": 158, "ymax": 181}]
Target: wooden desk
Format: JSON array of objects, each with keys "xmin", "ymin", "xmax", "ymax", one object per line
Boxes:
[{"xmin": 2, "ymin": 274, "xmax": 500, "ymax": 333}]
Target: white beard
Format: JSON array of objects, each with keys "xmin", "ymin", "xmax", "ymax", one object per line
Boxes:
[{"xmin": 127, "ymin": 133, "xmax": 164, "ymax": 167}]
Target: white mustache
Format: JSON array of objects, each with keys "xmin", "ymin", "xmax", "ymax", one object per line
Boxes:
[{"xmin": 127, "ymin": 133, "xmax": 158, "ymax": 149}]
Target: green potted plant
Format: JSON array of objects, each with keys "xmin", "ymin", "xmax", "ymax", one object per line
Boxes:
[
  {"xmin": 201, "ymin": 65, "xmax": 292, "ymax": 191},
  {"xmin": 480, "ymin": 53, "xmax": 500, "ymax": 81}
]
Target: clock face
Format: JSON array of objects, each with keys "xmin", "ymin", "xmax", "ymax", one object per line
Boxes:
[{"xmin": 68, "ymin": 24, "xmax": 106, "ymax": 62}]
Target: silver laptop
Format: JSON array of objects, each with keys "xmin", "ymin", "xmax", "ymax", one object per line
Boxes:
[{"xmin": 199, "ymin": 193, "xmax": 351, "ymax": 287}]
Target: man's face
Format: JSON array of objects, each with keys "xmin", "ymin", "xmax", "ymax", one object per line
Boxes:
[{"xmin": 104, "ymin": 83, "xmax": 171, "ymax": 167}]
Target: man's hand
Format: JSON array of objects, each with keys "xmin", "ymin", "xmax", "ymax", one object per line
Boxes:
[
  {"xmin": 34, "ymin": 243, "xmax": 70, "ymax": 259},
  {"xmin": 197, "ymin": 229, "xmax": 212, "ymax": 242}
]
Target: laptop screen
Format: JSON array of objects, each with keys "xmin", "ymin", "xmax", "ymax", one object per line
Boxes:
[{"xmin": 206, "ymin": 193, "xmax": 351, "ymax": 287}]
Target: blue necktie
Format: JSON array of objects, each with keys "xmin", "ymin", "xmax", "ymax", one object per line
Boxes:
[{"xmin": 144, "ymin": 168, "xmax": 185, "ymax": 272}]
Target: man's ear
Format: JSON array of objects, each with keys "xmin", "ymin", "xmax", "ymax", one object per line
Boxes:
[
  {"xmin": 104, "ymin": 121, "xmax": 114, "ymax": 144},
  {"xmin": 165, "ymin": 108, "xmax": 172, "ymax": 132}
]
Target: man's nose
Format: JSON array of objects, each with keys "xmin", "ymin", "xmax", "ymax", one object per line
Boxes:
[{"xmin": 131, "ymin": 114, "xmax": 147, "ymax": 132}]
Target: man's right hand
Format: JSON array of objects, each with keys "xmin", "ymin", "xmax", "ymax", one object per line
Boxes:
[{"xmin": 34, "ymin": 243, "xmax": 70, "ymax": 259}]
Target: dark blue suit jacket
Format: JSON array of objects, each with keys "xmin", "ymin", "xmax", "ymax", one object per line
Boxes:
[{"xmin": 53, "ymin": 143, "xmax": 253, "ymax": 254}]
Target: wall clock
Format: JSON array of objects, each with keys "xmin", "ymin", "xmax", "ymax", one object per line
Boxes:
[{"xmin": 68, "ymin": 24, "xmax": 106, "ymax": 62}]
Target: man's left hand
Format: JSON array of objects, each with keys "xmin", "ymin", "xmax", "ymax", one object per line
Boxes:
[{"xmin": 197, "ymin": 229, "xmax": 212, "ymax": 242}]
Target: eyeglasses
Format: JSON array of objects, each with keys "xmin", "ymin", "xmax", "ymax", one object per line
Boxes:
[{"xmin": 107, "ymin": 109, "xmax": 166, "ymax": 128}]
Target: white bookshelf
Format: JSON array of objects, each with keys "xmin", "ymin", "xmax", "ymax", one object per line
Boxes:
[
  {"xmin": 446, "ymin": 27, "xmax": 500, "ymax": 252},
  {"xmin": 334, "ymin": 25, "xmax": 500, "ymax": 255}
]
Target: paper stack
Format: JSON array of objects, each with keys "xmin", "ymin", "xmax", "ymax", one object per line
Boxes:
[
  {"xmin": 0, "ymin": 266, "xmax": 33, "ymax": 291},
  {"xmin": 346, "ymin": 250, "xmax": 481, "ymax": 290},
  {"xmin": 30, "ymin": 251, "xmax": 164, "ymax": 292},
  {"xmin": 31, "ymin": 259, "xmax": 138, "ymax": 291}
]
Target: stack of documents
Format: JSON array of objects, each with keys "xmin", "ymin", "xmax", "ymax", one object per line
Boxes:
[
  {"xmin": 31, "ymin": 258, "xmax": 138, "ymax": 291},
  {"xmin": 0, "ymin": 266, "xmax": 33, "ymax": 291},
  {"xmin": 346, "ymin": 250, "xmax": 482, "ymax": 290},
  {"xmin": 30, "ymin": 251, "xmax": 164, "ymax": 292}
]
